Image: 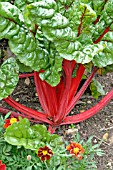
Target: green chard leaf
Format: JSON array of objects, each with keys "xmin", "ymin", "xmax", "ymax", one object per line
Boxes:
[
  {"xmin": 0, "ymin": 57, "xmax": 19, "ymax": 100},
  {"xmin": 14, "ymin": 0, "xmax": 38, "ymax": 11},
  {"xmin": 16, "ymin": 59, "xmax": 33, "ymax": 73}
]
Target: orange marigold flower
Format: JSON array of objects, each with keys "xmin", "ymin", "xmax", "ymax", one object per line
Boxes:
[
  {"xmin": 66, "ymin": 142, "xmax": 84, "ymax": 160},
  {"xmin": 0, "ymin": 160, "xmax": 6, "ymax": 170},
  {"xmin": 37, "ymin": 146, "xmax": 53, "ymax": 161},
  {"xmin": 4, "ymin": 117, "xmax": 19, "ymax": 129}
]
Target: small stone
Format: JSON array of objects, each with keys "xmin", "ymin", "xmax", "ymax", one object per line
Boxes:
[
  {"xmin": 103, "ymin": 133, "xmax": 108, "ymax": 141},
  {"xmin": 35, "ymin": 92, "xmax": 38, "ymax": 97},
  {"xmin": 76, "ymin": 124, "xmax": 80, "ymax": 130},
  {"xmin": 66, "ymin": 128, "xmax": 78, "ymax": 135},
  {"xmin": 25, "ymin": 77, "xmax": 30, "ymax": 86},
  {"xmin": 93, "ymin": 139, "xmax": 98, "ymax": 143},
  {"xmin": 87, "ymin": 100, "xmax": 92, "ymax": 104},
  {"xmin": 107, "ymin": 162, "xmax": 112, "ymax": 167},
  {"xmin": 15, "ymin": 98, "xmax": 19, "ymax": 102},
  {"xmin": 80, "ymin": 110, "xmax": 85, "ymax": 113}
]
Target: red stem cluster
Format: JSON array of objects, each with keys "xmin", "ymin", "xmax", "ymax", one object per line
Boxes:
[{"xmin": 3, "ymin": 59, "xmax": 113, "ymax": 133}]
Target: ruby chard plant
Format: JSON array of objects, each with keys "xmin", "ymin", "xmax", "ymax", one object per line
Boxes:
[{"xmin": 0, "ymin": 0, "xmax": 113, "ymax": 132}]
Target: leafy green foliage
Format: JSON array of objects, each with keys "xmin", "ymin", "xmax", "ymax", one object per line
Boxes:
[
  {"xmin": 0, "ymin": 137, "xmax": 45, "ymax": 170},
  {"xmin": 0, "ymin": 115, "xmax": 60, "ymax": 170},
  {"xmin": 1, "ymin": 146, "xmax": 43, "ymax": 170},
  {"xmin": 0, "ymin": 0, "xmax": 113, "ymax": 86},
  {"xmin": 4, "ymin": 117, "xmax": 63, "ymax": 150},
  {"xmin": 0, "ymin": 57, "xmax": 19, "ymax": 99},
  {"xmin": 0, "ymin": 114, "xmax": 104, "ymax": 170}
]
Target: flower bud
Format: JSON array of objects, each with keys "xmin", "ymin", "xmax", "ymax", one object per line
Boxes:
[{"xmin": 27, "ymin": 155, "xmax": 31, "ymax": 161}]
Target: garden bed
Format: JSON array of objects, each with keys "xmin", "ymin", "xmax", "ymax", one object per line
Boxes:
[{"xmin": 0, "ymin": 72, "xmax": 113, "ymax": 170}]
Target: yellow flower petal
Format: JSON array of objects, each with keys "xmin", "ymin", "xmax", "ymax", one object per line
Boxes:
[
  {"xmin": 73, "ymin": 147, "xmax": 79, "ymax": 154},
  {"xmin": 10, "ymin": 118, "xmax": 18, "ymax": 124}
]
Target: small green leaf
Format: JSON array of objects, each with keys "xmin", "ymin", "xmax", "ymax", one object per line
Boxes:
[
  {"xmin": 4, "ymin": 112, "xmax": 11, "ymax": 120},
  {"xmin": 90, "ymin": 79, "xmax": 105, "ymax": 99}
]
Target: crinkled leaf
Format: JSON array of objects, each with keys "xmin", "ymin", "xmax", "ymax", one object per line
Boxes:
[
  {"xmin": 0, "ymin": 2, "xmax": 62, "ymax": 86},
  {"xmin": 93, "ymin": 42, "xmax": 113, "ymax": 68},
  {"xmin": 14, "ymin": 0, "xmax": 37, "ymax": 11},
  {"xmin": 24, "ymin": 1, "xmax": 57, "ymax": 31},
  {"xmin": 55, "ymin": 41, "xmax": 105, "ymax": 63},
  {"xmin": 0, "ymin": 57, "xmax": 19, "ymax": 100},
  {"xmin": 0, "ymin": 2, "xmax": 24, "ymax": 24},
  {"xmin": 39, "ymin": 51, "xmax": 63, "ymax": 86}
]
